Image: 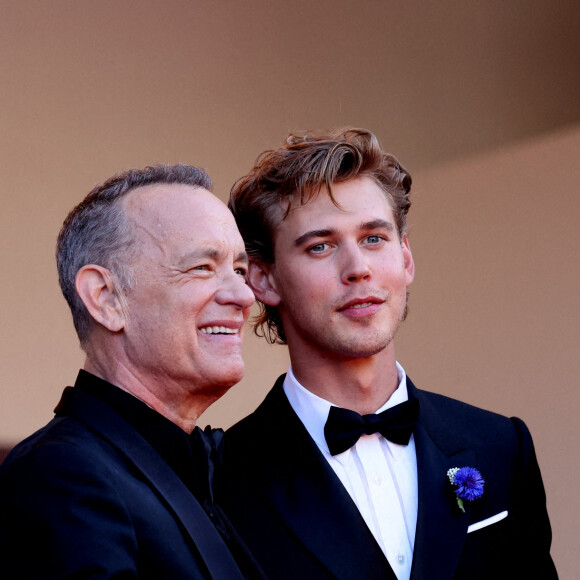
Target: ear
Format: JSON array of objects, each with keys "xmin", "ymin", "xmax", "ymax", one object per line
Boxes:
[
  {"xmin": 75, "ymin": 265, "xmax": 126, "ymax": 333},
  {"xmin": 401, "ymin": 234, "xmax": 415, "ymax": 285},
  {"xmin": 246, "ymin": 261, "xmax": 281, "ymax": 306}
]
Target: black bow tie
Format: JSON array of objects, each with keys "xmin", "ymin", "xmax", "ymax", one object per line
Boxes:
[{"xmin": 324, "ymin": 398, "xmax": 420, "ymax": 456}]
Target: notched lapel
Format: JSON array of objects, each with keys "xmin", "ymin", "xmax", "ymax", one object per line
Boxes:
[
  {"xmin": 411, "ymin": 422, "xmax": 473, "ymax": 580},
  {"xmin": 251, "ymin": 381, "xmax": 397, "ymax": 580},
  {"xmin": 266, "ymin": 453, "xmax": 397, "ymax": 580},
  {"xmin": 408, "ymin": 380, "xmax": 476, "ymax": 580}
]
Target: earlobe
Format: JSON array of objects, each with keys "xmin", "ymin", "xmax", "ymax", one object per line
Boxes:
[
  {"xmin": 247, "ymin": 261, "xmax": 281, "ymax": 306},
  {"xmin": 75, "ymin": 265, "xmax": 126, "ymax": 333}
]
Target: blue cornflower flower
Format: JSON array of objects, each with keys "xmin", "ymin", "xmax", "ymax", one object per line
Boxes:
[
  {"xmin": 447, "ymin": 466, "xmax": 485, "ymax": 512},
  {"xmin": 454, "ymin": 467, "xmax": 485, "ymax": 501}
]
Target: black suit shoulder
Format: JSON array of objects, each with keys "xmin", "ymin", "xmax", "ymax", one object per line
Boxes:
[
  {"xmin": 411, "ymin": 383, "xmax": 542, "ymax": 481},
  {"xmin": 0, "ymin": 406, "xmax": 211, "ymax": 579},
  {"xmin": 1, "ymin": 414, "xmax": 122, "ymax": 474},
  {"xmin": 414, "ymin": 385, "xmax": 524, "ymax": 442}
]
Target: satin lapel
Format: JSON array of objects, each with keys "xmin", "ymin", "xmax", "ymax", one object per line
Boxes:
[
  {"xmin": 409, "ymin": 382, "xmax": 473, "ymax": 580},
  {"xmin": 60, "ymin": 387, "xmax": 244, "ymax": 580},
  {"xmin": 253, "ymin": 380, "xmax": 397, "ymax": 580}
]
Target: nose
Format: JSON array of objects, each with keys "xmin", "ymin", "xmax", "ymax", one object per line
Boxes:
[
  {"xmin": 341, "ymin": 244, "xmax": 372, "ymax": 284},
  {"xmin": 216, "ymin": 271, "xmax": 255, "ymax": 309}
]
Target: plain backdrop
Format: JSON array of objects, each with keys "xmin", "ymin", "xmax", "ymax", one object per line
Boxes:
[{"xmin": 1, "ymin": 2, "xmax": 578, "ymax": 576}]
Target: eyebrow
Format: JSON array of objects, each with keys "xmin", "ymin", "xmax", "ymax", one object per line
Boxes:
[
  {"xmin": 361, "ymin": 219, "xmax": 395, "ymax": 232},
  {"xmin": 294, "ymin": 229, "xmax": 335, "ymax": 247},
  {"xmin": 236, "ymin": 251, "xmax": 249, "ymax": 265},
  {"xmin": 294, "ymin": 219, "xmax": 395, "ymax": 247}
]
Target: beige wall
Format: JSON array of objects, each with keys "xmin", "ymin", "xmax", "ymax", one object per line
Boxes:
[
  {"xmin": 1, "ymin": 1, "xmax": 578, "ymax": 576},
  {"xmin": 404, "ymin": 127, "xmax": 580, "ymax": 578}
]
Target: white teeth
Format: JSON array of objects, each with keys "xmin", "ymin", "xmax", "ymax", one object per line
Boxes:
[
  {"xmin": 200, "ymin": 326, "xmax": 239, "ymax": 334},
  {"xmin": 350, "ymin": 302, "xmax": 373, "ymax": 309}
]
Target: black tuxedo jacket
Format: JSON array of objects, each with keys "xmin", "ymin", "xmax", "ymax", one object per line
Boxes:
[
  {"xmin": 0, "ymin": 386, "xmax": 245, "ymax": 579},
  {"xmin": 217, "ymin": 375, "xmax": 557, "ymax": 580}
]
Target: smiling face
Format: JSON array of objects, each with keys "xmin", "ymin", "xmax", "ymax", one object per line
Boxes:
[
  {"xmin": 254, "ymin": 176, "xmax": 414, "ymax": 365},
  {"xmin": 118, "ymin": 183, "xmax": 254, "ymax": 396}
]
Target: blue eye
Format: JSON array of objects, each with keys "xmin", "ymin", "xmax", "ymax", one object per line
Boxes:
[
  {"xmin": 309, "ymin": 243, "xmax": 328, "ymax": 253},
  {"xmin": 365, "ymin": 235, "xmax": 383, "ymax": 244}
]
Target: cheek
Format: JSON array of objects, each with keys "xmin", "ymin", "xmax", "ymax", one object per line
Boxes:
[
  {"xmin": 378, "ymin": 252, "xmax": 408, "ymax": 278},
  {"xmin": 287, "ymin": 275, "xmax": 329, "ymax": 303},
  {"xmin": 275, "ymin": 258, "xmax": 337, "ymax": 303}
]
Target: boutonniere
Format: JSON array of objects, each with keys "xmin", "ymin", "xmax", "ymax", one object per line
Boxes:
[{"xmin": 447, "ymin": 467, "xmax": 485, "ymax": 512}]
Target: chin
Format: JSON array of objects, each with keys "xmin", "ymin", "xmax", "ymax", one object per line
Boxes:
[
  {"xmin": 342, "ymin": 345, "xmax": 389, "ymax": 359},
  {"xmin": 323, "ymin": 331, "xmax": 394, "ymax": 359}
]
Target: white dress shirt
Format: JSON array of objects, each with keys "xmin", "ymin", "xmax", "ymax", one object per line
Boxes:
[{"xmin": 283, "ymin": 362, "xmax": 418, "ymax": 580}]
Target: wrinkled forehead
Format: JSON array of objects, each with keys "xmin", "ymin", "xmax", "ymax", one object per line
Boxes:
[
  {"xmin": 123, "ymin": 183, "xmax": 241, "ymax": 250},
  {"xmin": 123, "ymin": 182, "xmax": 211, "ymax": 220}
]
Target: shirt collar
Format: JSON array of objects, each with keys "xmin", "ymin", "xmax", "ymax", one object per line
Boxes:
[{"xmin": 283, "ymin": 362, "xmax": 409, "ymax": 455}]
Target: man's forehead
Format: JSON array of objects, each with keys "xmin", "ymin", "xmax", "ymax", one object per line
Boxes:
[
  {"xmin": 281, "ymin": 178, "xmax": 392, "ymax": 217},
  {"xmin": 282, "ymin": 190, "xmax": 394, "ymax": 226},
  {"xmin": 123, "ymin": 182, "xmax": 209, "ymax": 214},
  {"xmin": 127, "ymin": 191, "xmax": 244, "ymax": 254},
  {"xmin": 123, "ymin": 184, "xmax": 223, "ymax": 234}
]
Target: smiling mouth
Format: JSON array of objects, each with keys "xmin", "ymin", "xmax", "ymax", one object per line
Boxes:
[
  {"xmin": 338, "ymin": 298, "xmax": 382, "ymax": 311},
  {"xmin": 200, "ymin": 326, "xmax": 240, "ymax": 335}
]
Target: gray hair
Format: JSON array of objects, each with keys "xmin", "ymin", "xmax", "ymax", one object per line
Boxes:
[{"xmin": 56, "ymin": 164, "xmax": 212, "ymax": 345}]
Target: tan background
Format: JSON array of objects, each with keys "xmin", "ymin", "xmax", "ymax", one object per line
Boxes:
[{"xmin": 1, "ymin": 1, "xmax": 578, "ymax": 576}]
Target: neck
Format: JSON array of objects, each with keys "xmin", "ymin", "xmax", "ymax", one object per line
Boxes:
[
  {"xmin": 83, "ymin": 341, "xmax": 219, "ymax": 434},
  {"xmin": 289, "ymin": 345, "xmax": 400, "ymax": 415}
]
